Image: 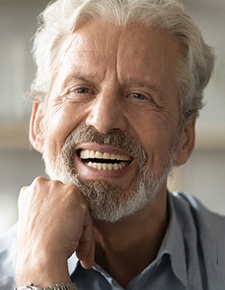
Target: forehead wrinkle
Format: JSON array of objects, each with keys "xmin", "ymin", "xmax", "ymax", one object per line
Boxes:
[{"xmin": 60, "ymin": 21, "xmax": 133, "ymax": 90}]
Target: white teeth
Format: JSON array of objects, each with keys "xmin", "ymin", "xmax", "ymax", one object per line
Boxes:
[
  {"xmin": 90, "ymin": 150, "xmax": 95, "ymax": 158},
  {"xmin": 80, "ymin": 150, "xmax": 131, "ymax": 171},
  {"xmin": 87, "ymin": 161, "xmax": 127, "ymax": 171},
  {"xmin": 95, "ymin": 151, "xmax": 103, "ymax": 158},
  {"xmin": 103, "ymin": 152, "xmax": 110, "ymax": 159},
  {"xmin": 80, "ymin": 150, "xmax": 130, "ymax": 161}
]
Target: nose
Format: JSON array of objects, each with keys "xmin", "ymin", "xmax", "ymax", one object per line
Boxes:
[{"xmin": 85, "ymin": 91, "xmax": 127, "ymax": 134}]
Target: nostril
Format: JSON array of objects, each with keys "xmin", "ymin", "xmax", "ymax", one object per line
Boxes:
[{"xmin": 86, "ymin": 110, "xmax": 127, "ymax": 134}]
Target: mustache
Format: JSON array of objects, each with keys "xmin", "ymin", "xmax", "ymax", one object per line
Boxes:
[{"xmin": 62, "ymin": 126, "xmax": 147, "ymax": 165}]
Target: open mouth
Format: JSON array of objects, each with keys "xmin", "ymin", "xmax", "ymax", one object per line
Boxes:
[{"xmin": 78, "ymin": 149, "xmax": 132, "ymax": 171}]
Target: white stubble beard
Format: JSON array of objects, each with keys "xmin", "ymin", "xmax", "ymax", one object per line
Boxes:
[{"xmin": 42, "ymin": 126, "xmax": 177, "ymax": 222}]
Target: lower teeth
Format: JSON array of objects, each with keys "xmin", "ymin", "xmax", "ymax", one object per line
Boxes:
[{"xmin": 87, "ymin": 162, "xmax": 126, "ymax": 170}]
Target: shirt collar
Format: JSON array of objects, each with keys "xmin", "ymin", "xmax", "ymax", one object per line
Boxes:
[
  {"xmin": 157, "ymin": 193, "xmax": 188, "ymax": 286},
  {"xmin": 68, "ymin": 253, "xmax": 79, "ymax": 275},
  {"xmin": 68, "ymin": 193, "xmax": 188, "ymax": 287}
]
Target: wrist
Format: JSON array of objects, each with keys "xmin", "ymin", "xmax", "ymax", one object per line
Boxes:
[
  {"xmin": 15, "ymin": 282, "xmax": 77, "ymax": 290},
  {"xmin": 16, "ymin": 250, "xmax": 70, "ymax": 287}
]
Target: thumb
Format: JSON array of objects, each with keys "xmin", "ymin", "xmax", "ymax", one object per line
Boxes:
[{"xmin": 76, "ymin": 210, "xmax": 95, "ymax": 269}]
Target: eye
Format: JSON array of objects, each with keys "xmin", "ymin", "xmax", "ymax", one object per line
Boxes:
[
  {"xmin": 131, "ymin": 92, "xmax": 146, "ymax": 100},
  {"xmin": 127, "ymin": 90, "xmax": 158, "ymax": 108},
  {"xmin": 67, "ymin": 85, "xmax": 94, "ymax": 98},
  {"xmin": 75, "ymin": 87, "xmax": 92, "ymax": 94}
]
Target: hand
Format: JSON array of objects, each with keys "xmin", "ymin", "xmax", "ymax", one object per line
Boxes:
[{"xmin": 16, "ymin": 177, "xmax": 95, "ymax": 287}]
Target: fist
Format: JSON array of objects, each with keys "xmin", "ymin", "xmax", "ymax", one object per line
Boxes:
[{"xmin": 16, "ymin": 177, "xmax": 95, "ymax": 286}]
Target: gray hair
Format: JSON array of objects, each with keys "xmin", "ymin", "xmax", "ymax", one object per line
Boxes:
[{"xmin": 30, "ymin": 0, "xmax": 215, "ymax": 121}]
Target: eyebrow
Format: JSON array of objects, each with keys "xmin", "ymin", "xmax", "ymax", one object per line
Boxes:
[
  {"xmin": 64, "ymin": 74, "xmax": 162, "ymax": 90},
  {"xmin": 125, "ymin": 78, "xmax": 165, "ymax": 101},
  {"xmin": 126, "ymin": 79, "xmax": 163, "ymax": 92},
  {"xmin": 63, "ymin": 73, "xmax": 98, "ymax": 86}
]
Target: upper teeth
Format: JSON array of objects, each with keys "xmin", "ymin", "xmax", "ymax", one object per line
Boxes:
[
  {"xmin": 79, "ymin": 150, "xmax": 131, "ymax": 171},
  {"xmin": 80, "ymin": 150, "xmax": 131, "ymax": 161}
]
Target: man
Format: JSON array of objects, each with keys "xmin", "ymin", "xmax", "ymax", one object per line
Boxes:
[{"xmin": 0, "ymin": 0, "xmax": 224, "ymax": 289}]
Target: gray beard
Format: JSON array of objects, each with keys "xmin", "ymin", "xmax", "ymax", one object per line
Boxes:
[{"xmin": 43, "ymin": 126, "xmax": 176, "ymax": 222}]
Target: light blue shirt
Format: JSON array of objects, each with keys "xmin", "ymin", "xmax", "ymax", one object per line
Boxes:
[{"xmin": 1, "ymin": 192, "xmax": 225, "ymax": 290}]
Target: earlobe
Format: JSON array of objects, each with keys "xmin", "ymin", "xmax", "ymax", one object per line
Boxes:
[
  {"xmin": 174, "ymin": 115, "xmax": 196, "ymax": 166},
  {"xmin": 29, "ymin": 102, "xmax": 45, "ymax": 153}
]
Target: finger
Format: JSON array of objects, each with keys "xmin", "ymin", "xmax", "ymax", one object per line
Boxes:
[
  {"xmin": 76, "ymin": 211, "xmax": 94, "ymax": 268},
  {"xmin": 80, "ymin": 231, "xmax": 95, "ymax": 269}
]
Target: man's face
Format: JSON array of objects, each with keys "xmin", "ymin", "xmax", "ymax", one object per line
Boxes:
[{"xmin": 32, "ymin": 20, "xmax": 190, "ymax": 222}]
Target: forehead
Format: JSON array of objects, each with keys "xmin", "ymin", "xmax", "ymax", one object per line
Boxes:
[{"xmin": 57, "ymin": 20, "xmax": 181, "ymax": 87}]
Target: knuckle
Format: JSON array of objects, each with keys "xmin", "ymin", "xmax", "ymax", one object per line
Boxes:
[
  {"xmin": 50, "ymin": 179, "xmax": 63, "ymax": 187},
  {"xmin": 32, "ymin": 176, "xmax": 48, "ymax": 185},
  {"xmin": 18, "ymin": 185, "xmax": 29, "ymax": 199},
  {"xmin": 19, "ymin": 185, "xmax": 28, "ymax": 194},
  {"xmin": 31, "ymin": 176, "xmax": 50, "ymax": 192},
  {"xmin": 18, "ymin": 186, "xmax": 28, "ymax": 205},
  {"xmin": 62, "ymin": 184, "xmax": 89, "ymax": 212}
]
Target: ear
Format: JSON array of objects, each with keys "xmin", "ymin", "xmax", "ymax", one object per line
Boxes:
[
  {"xmin": 29, "ymin": 102, "xmax": 45, "ymax": 153},
  {"xmin": 174, "ymin": 115, "xmax": 197, "ymax": 166}
]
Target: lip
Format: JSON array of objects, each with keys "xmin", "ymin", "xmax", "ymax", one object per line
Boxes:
[{"xmin": 74, "ymin": 143, "xmax": 135, "ymax": 180}]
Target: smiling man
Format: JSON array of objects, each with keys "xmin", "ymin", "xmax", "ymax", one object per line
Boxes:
[{"xmin": 1, "ymin": 1, "xmax": 225, "ymax": 290}]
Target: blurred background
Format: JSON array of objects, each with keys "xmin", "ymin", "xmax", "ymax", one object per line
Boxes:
[{"xmin": 0, "ymin": 0, "xmax": 225, "ymax": 234}]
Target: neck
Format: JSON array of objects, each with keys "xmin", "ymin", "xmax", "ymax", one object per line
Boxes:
[{"xmin": 93, "ymin": 189, "xmax": 169, "ymax": 288}]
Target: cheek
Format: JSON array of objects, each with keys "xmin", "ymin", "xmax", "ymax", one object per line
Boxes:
[
  {"xmin": 42, "ymin": 103, "xmax": 89, "ymax": 152},
  {"xmin": 135, "ymin": 119, "xmax": 178, "ymax": 175},
  {"xmin": 41, "ymin": 110, "xmax": 69, "ymax": 160}
]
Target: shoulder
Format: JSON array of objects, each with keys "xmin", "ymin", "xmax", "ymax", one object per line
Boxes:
[
  {"xmin": 0, "ymin": 224, "xmax": 17, "ymax": 289},
  {"xmin": 171, "ymin": 192, "xmax": 225, "ymax": 286},
  {"xmin": 171, "ymin": 192, "xmax": 225, "ymax": 235}
]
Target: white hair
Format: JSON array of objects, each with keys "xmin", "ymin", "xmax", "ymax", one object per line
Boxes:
[{"xmin": 30, "ymin": 0, "xmax": 215, "ymax": 120}]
